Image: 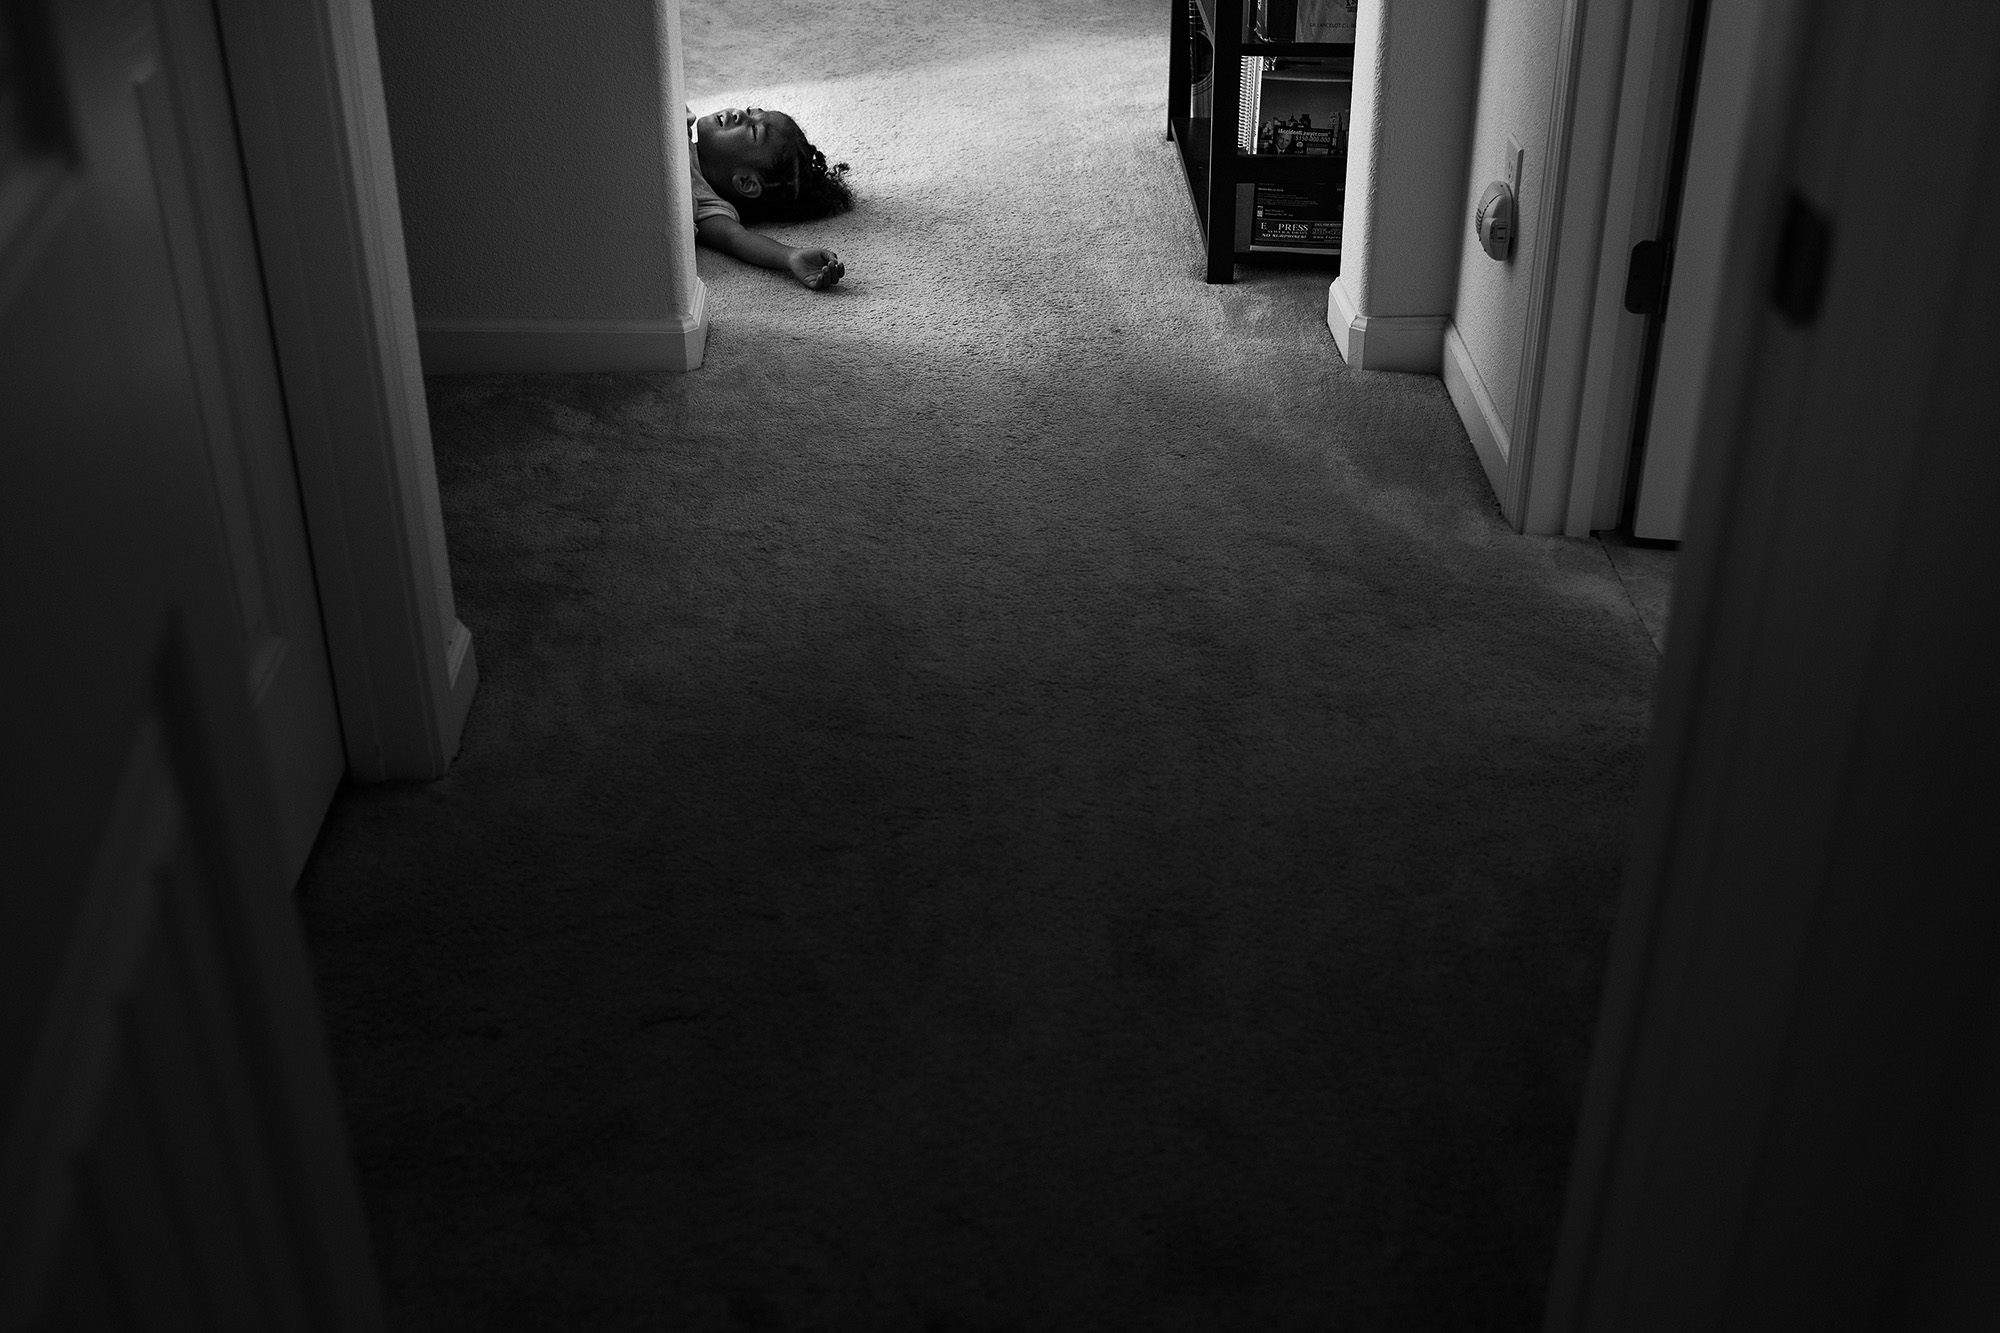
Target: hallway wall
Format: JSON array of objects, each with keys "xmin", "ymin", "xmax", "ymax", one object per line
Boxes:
[
  {"xmin": 373, "ymin": 0, "xmax": 706, "ymax": 371},
  {"xmin": 1447, "ymin": 0, "xmax": 1566, "ymax": 436},
  {"xmin": 1342, "ymin": 0, "xmax": 1482, "ymax": 319}
]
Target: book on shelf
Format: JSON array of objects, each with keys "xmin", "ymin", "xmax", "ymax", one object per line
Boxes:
[
  {"xmin": 1256, "ymin": 0, "xmax": 1359, "ymax": 44},
  {"xmin": 1237, "ymin": 56, "xmax": 1352, "ymax": 156}
]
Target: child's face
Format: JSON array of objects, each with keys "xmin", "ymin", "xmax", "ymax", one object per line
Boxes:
[{"xmin": 695, "ymin": 107, "xmax": 801, "ymax": 202}]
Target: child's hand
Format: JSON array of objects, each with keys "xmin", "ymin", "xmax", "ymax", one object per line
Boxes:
[{"xmin": 789, "ymin": 247, "xmax": 845, "ymax": 291}]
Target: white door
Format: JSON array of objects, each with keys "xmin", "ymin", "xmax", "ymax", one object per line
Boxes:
[
  {"xmin": 1548, "ymin": 0, "xmax": 2000, "ymax": 1324},
  {"xmin": 140, "ymin": 0, "xmax": 347, "ymax": 880},
  {"xmin": 0, "ymin": 0, "xmax": 382, "ymax": 1325},
  {"xmin": 1628, "ymin": 0, "xmax": 1792, "ymax": 540}
]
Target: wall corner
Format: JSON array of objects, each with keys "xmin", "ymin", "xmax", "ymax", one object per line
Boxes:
[{"xmin": 1330, "ymin": 278, "xmax": 1447, "ymax": 374}]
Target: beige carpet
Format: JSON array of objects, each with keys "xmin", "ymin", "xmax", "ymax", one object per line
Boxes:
[{"xmin": 298, "ymin": 2, "xmax": 1662, "ymax": 1328}]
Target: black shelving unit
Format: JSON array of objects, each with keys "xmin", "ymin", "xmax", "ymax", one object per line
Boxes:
[{"xmin": 1167, "ymin": 0, "xmax": 1354, "ymax": 283}]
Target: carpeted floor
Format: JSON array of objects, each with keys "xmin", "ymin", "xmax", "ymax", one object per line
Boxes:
[{"xmin": 296, "ymin": 2, "xmax": 1662, "ymax": 1328}]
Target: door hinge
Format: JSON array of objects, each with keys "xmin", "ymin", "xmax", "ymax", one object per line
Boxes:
[
  {"xmin": 1772, "ymin": 190, "xmax": 1834, "ymax": 326},
  {"xmin": 1625, "ymin": 239, "xmax": 1673, "ymax": 315}
]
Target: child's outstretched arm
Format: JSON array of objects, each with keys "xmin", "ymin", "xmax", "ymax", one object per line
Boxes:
[{"xmin": 695, "ymin": 216, "xmax": 844, "ymax": 291}]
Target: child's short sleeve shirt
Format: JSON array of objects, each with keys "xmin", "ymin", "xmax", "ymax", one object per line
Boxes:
[{"xmin": 687, "ymin": 111, "xmax": 741, "ymax": 226}]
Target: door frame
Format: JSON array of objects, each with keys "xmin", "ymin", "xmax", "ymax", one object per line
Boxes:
[
  {"xmin": 1619, "ymin": 0, "xmax": 1801, "ymax": 540},
  {"xmin": 1557, "ymin": 0, "xmax": 1698, "ymax": 536},
  {"xmin": 1550, "ymin": 0, "xmax": 1796, "ymax": 540},
  {"xmin": 1474, "ymin": 0, "xmax": 1636, "ymax": 536},
  {"xmin": 1456, "ymin": 0, "xmax": 1695, "ymax": 538},
  {"xmin": 1469, "ymin": 0, "xmax": 1771, "ymax": 539},
  {"xmin": 210, "ymin": 0, "xmax": 476, "ymax": 782}
]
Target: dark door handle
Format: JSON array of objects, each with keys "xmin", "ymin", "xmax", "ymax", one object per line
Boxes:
[{"xmin": 1626, "ymin": 239, "xmax": 1673, "ymax": 315}]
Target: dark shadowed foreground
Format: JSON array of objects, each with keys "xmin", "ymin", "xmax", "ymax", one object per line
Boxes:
[{"xmin": 298, "ymin": 1, "xmax": 1659, "ymax": 1327}]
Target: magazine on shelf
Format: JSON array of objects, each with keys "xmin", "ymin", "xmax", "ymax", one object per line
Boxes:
[
  {"xmin": 1251, "ymin": 182, "xmax": 1343, "ymax": 251},
  {"xmin": 1230, "ymin": 179, "xmax": 1343, "ymax": 253},
  {"xmin": 1256, "ymin": 0, "xmax": 1359, "ymax": 44},
  {"xmin": 1237, "ymin": 57, "xmax": 1352, "ymax": 156}
]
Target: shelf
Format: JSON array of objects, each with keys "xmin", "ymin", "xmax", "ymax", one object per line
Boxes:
[
  {"xmin": 1171, "ymin": 0, "xmax": 1346, "ymax": 281},
  {"xmin": 1170, "ymin": 116, "xmax": 1343, "ymax": 268},
  {"xmin": 1190, "ymin": 0, "xmax": 1355, "ymax": 57},
  {"xmin": 1172, "ymin": 122, "xmax": 1212, "ymax": 235},
  {"xmin": 1238, "ymin": 152, "xmax": 1347, "ymax": 183},
  {"xmin": 1240, "ymin": 42, "xmax": 1357, "ymax": 55},
  {"xmin": 1171, "ymin": 116, "xmax": 1345, "ymax": 184},
  {"xmin": 1260, "ymin": 66, "xmax": 1354, "ymax": 82}
]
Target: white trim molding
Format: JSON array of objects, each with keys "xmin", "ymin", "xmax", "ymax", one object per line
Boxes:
[
  {"xmin": 1511, "ymin": 0, "xmax": 1644, "ymax": 536},
  {"xmin": 1496, "ymin": 0, "xmax": 1595, "ymax": 534},
  {"xmin": 1439, "ymin": 0, "xmax": 1647, "ymax": 535},
  {"xmin": 1327, "ymin": 277, "xmax": 1448, "ymax": 373},
  {"xmin": 417, "ymin": 281, "xmax": 710, "ymax": 374},
  {"xmin": 215, "ymin": 0, "xmax": 476, "ymax": 780},
  {"xmin": 1443, "ymin": 320, "xmax": 1510, "ymax": 504},
  {"xmin": 1566, "ymin": 0, "xmax": 1695, "ymax": 536}
]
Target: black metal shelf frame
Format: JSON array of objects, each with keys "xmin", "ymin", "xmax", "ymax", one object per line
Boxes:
[
  {"xmin": 1167, "ymin": 0, "xmax": 1354, "ymax": 282},
  {"xmin": 1192, "ymin": 0, "xmax": 1356, "ymax": 55}
]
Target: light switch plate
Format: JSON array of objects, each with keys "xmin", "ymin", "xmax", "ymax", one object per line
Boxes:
[{"xmin": 1505, "ymin": 134, "xmax": 1524, "ymax": 198}]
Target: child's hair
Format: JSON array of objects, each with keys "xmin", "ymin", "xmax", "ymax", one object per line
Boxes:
[{"xmin": 735, "ymin": 123, "xmax": 854, "ymax": 223}]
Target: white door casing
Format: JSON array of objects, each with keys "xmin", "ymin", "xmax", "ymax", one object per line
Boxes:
[
  {"xmin": 140, "ymin": 0, "xmax": 345, "ymax": 880},
  {"xmin": 1560, "ymin": 0, "xmax": 1697, "ymax": 536},
  {"xmin": 1626, "ymin": 0, "xmax": 1803, "ymax": 539},
  {"xmin": 1438, "ymin": 0, "xmax": 1658, "ymax": 536},
  {"xmin": 214, "ymin": 0, "xmax": 478, "ymax": 783},
  {"xmin": 1488, "ymin": 0, "xmax": 1638, "ymax": 536},
  {"xmin": 1441, "ymin": 0, "xmax": 1782, "ymax": 540}
]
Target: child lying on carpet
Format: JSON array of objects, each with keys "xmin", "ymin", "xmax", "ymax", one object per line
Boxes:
[{"xmin": 689, "ymin": 106, "xmax": 853, "ymax": 290}]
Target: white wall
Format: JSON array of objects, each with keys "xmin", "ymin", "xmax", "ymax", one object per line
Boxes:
[
  {"xmin": 1447, "ymin": 0, "xmax": 1565, "ymax": 432},
  {"xmin": 1342, "ymin": 0, "xmax": 1484, "ymax": 317},
  {"xmin": 1329, "ymin": 0, "xmax": 1485, "ymax": 372},
  {"xmin": 374, "ymin": 0, "xmax": 706, "ymax": 371}
]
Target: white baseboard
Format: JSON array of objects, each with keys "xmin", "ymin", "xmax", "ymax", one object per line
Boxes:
[
  {"xmin": 1326, "ymin": 278, "xmax": 1448, "ymax": 373},
  {"xmin": 416, "ymin": 281, "xmax": 709, "ymax": 374},
  {"xmin": 1442, "ymin": 320, "xmax": 1511, "ymax": 505}
]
